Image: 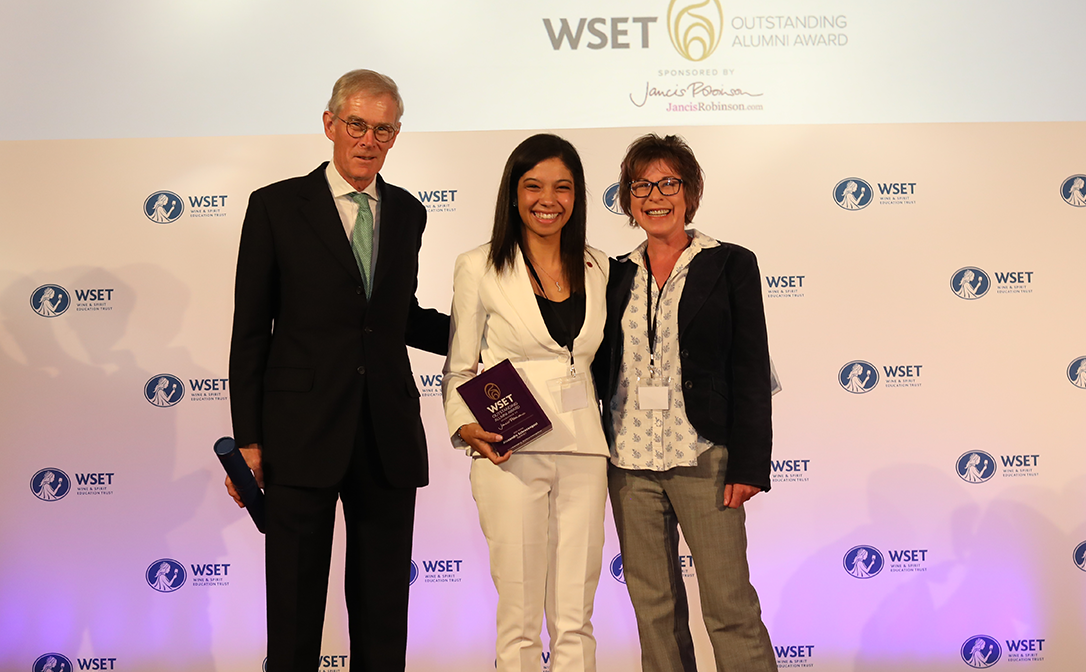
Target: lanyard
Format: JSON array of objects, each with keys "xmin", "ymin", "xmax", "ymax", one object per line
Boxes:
[
  {"xmin": 523, "ymin": 250, "xmax": 577, "ymax": 374},
  {"xmin": 644, "ymin": 251, "xmax": 662, "ymax": 371}
]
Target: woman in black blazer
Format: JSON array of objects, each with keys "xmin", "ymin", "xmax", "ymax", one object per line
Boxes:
[{"xmin": 592, "ymin": 134, "xmax": 778, "ymax": 672}]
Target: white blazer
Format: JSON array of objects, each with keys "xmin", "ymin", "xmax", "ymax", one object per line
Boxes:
[{"xmin": 442, "ymin": 244, "xmax": 610, "ymax": 456}]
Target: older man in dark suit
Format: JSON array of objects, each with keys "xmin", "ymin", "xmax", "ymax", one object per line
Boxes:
[{"xmin": 226, "ymin": 69, "xmax": 449, "ymax": 672}]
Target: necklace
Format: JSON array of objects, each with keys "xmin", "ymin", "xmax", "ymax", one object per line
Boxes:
[{"xmin": 528, "ymin": 255, "xmax": 562, "ymax": 292}]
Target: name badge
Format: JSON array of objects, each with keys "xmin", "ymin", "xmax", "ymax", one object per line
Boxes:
[
  {"xmin": 548, "ymin": 372, "xmax": 589, "ymax": 412},
  {"xmin": 636, "ymin": 373, "xmax": 670, "ymax": 410}
]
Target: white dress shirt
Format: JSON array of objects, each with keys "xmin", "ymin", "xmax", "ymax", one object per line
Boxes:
[{"xmin": 325, "ymin": 161, "xmax": 381, "ymax": 280}]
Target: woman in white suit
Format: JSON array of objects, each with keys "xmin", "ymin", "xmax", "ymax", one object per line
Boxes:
[{"xmin": 442, "ymin": 134, "xmax": 609, "ymax": 672}]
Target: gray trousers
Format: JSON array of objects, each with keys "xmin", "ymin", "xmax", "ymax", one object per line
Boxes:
[{"xmin": 608, "ymin": 447, "xmax": 777, "ymax": 672}]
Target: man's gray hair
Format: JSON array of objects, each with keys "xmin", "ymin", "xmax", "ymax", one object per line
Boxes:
[{"xmin": 327, "ymin": 69, "xmax": 404, "ymax": 121}]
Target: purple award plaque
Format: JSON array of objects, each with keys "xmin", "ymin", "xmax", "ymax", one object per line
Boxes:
[{"xmin": 456, "ymin": 359, "xmax": 552, "ymax": 454}]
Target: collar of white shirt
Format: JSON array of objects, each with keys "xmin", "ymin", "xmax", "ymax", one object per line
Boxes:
[
  {"xmin": 325, "ymin": 162, "xmax": 380, "ymax": 241},
  {"xmin": 626, "ymin": 228, "xmax": 719, "ymax": 270},
  {"xmin": 325, "ymin": 161, "xmax": 380, "ymax": 203}
]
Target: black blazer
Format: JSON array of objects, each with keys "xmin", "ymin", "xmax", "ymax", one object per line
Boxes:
[
  {"xmin": 229, "ymin": 164, "xmax": 449, "ymax": 489},
  {"xmin": 592, "ymin": 241, "xmax": 773, "ymax": 490}
]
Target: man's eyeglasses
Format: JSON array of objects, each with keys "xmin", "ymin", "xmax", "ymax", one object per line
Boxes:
[
  {"xmin": 629, "ymin": 178, "xmax": 683, "ymax": 198},
  {"xmin": 337, "ymin": 116, "xmax": 398, "ymax": 143}
]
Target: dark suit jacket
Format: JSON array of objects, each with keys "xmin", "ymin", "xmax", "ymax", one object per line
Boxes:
[
  {"xmin": 229, "ymin": 163, "xmax": 449, "ymax": 489},
  {"xmin": 592, "ymin": 241, "xmax": 774, "ymax": 491}
]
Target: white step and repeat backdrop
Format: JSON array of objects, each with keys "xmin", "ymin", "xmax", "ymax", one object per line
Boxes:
[{"xmin": 2, "ymin": 2, "xmax": 1084, "ymax": 671}]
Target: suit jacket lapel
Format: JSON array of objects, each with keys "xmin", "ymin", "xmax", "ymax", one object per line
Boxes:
[
  {"xmin": 370, "ymin": 174, "xmax": 399, "ymax": 298},
  {"xmin": 678, "ymin": 245, "xmax": 729, "ymax": 338},
  {"xmin": 495, "ymin": 254, "xmax": 564, "ymax": 357},
  {"xmin": 299, "ymin": 163, "xmax": 364, "ymax": 286},
  {"xmin": 573, "ymin": 248, "xmax": 607, "ymax": 359}
]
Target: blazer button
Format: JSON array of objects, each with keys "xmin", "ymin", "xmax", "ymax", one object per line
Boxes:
[
  {"xmin": 680, "ymin": 349, "xmax": 690, "ymax": 358},
  {"xmin": 357, "ymin": 366, "xmax": 366, "ymax": 375},
  {"xmin": 363, "ymin": 327, "xmax": 373, "ymax": 334},
  {"xmin": 684, "ymin": 380, "xmax": 693, "ymax": 389},
  {"xmin": 356, "ymin": 286, "xmax": 364, "ymax": 295}
]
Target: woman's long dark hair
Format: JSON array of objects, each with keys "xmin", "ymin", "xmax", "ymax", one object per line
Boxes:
[{"xmin": 488, "ymin": 134, "xmax": 587, "ymax": 294}]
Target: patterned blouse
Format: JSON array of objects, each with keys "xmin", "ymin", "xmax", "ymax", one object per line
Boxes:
[{"xmin": 611, "ymin": 229, "xmax": 720, "ymax": 471}]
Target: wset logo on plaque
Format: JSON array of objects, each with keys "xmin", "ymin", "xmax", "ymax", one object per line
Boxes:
[
  {"xmin": 961, "ymin": 635, "xmax": 1001, "ymax": 669},
  {"xmin": 409, "ymin": 560, "xmax": 419, "ymax": 586},
  {"xmin": 668, "ymin": 0, "xmax": 724, "ymax": 62},
  {"xmin": 146, "ymin": 558, "xmax": 186, "ymax": 592},
  {"xmin": 832, "ymin": 178, "xmax": 873, "ymax": 210},
  {"xmin": 842, "ymin": 545, "xmax": 883, "ymax": 579},
  {"xmin": 1067, "ymin": 356, "xmax": 1086, "ymax": 389},
  {"xmin": 30, "ymin": 468, "xmax": 71, "ymax": 501},
  {"xmin": 1061, "ymin": 174, "xmax": 1086, "ymax": 207},
  {"xmin": 144, "ymin": 190, "xmax": 184, "ymax": 223},
  {"xmin": 950, "ymin": 267, "xmax": 990, "ymax": 300},
  {"xmin": 144, "ymin": 374, "xmax": 185, "ymax": 407},
  {"xmin": 603, "ymin": 183, "xmax": 624, "ymax": 215},
  {"xmin": 33, "ymin": 653, "xmax": 74, "ymax": 672},
  {"xmin": 838, "ymin": 361, "xmax": 878, "ymax": 394},
  {"xmin": 30, "ymin": 284, "xmax": 70, "ymax": 317},
  {"xmin": 609, "ymin": 554, "xmax": 625, "ymax": 584},
  {"xmin": 956, "ymin": 451, "xmax": 997, "ymax": 484}
]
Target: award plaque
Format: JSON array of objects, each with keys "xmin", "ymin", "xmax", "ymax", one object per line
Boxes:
[{"xmin": 456, "ymin": 359, "xmax": 552, "ymax": 454}]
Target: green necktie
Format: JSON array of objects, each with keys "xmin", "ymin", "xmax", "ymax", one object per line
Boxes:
[{"xmin": 351, "ymin": 192, "xmax": 374, "ymax": 298}]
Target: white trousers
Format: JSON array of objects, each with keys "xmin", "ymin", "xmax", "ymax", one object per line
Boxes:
[{"xmin": 470, "ymin": 452, "xmax": 608, "ymax": 672}]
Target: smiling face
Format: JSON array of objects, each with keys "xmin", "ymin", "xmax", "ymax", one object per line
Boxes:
[
  {"xmin": 323, "ymin": 91, "xmax": 399, "ymax": 191},
  {"xmin": 629, "ymin": 160, "xmax": 687, "ymax": 241},
  {"xmin": 517, "ymin": 157, "xmax": 575, "ymax": 242}
]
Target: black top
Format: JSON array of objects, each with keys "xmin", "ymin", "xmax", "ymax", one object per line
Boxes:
[{"xmin": 535, "ymin": 292, "xmax": 585, "ymax": 351}]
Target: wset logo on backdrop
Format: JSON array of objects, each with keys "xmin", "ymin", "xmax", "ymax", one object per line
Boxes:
[
  {"xmin": 417, "ymin": 557, "xmax": 464, "ymax": 584},
  {"xmin": 842, "ymin": 545, "xmax": 884, "ymax": 579},
  {"xmin": 417, "ymin": 373, "xmax": 443, "ymax": 398},
  {"xmin": 542, "ymin": 0, "xmax": 723, "ymax": 62},
  {"xmin": 603, "ymin": 183, "xmax": 624, "ymax": 215},
  {"xmin": 318, "ymin": 654, "xmax": 348, "ymax": 671},
  {"xmin": 33, "ymin": 653, "xmax": 74, "ymax": 672},
  {"xmin": 30, "ymin": 468, "xmax": 71, "ymax": 501},
  {"xmin": 1074, "ymin": 541, "xmax": 1086, "ymax": 571},
  {"xmin": 146, "ymin": 558, "xmax": 186, "ymax": 592},
  {"xmin": 956, "ymin": 450, "xmax": 997, "ymax": 484},
  {"xmin": 950, "ymin": 267, "xmax": 991, "ymax": 300},
  {"xmin": 833, "ymin": 178, "xmax": 873, "ymax": 210},
  {"xmin": 667, "ymin": 0, "xmax": 724, "ymax": 61},
  {"xmin": 144, "ymin": 191, "xmax": 184, "ymax": 223},
  {"xmin": 610, "ymin": 554, "xmax": 625, "ymax": 584},
  {"xmin": 30, "ymin": 284, "xmax": 70, "ymax": 317},
  {"xmin": 409, "ymin": 560, "xmax": 419, "ymax": 586},
  {"xmin": 1067, "ymin": 356, "xmax": 1086, "ymax": 389},
  {"xmin": 144, "ymin": 374, "xmax": 185, "ymax": 407},
  {"xmin": 961, "ymin": 635, "xmax": 1001, "ymax": 668},
  {"xmin": 1061, "ymin": 174, "xmax": 1086, "ymax": 207},
  {"xmin": 771, "ymin": 458, "xmax": 810, "ymax": 484},
  {"xmin": 838, "ymin": 361, "xmax": 878, "ymax": 394},
  {"xmin": 416, "ymin": 188, "xmax": 458, "ymax": 214}
]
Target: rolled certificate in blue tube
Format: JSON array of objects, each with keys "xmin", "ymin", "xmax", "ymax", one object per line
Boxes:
[{"xmin": 214, "ymin": 436, "xmax": 266, "ymax": 533}]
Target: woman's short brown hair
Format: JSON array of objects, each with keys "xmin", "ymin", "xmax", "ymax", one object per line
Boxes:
[{"xmin": 618, "ymin": 134, "xmax": 704, "ymax": 227}]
